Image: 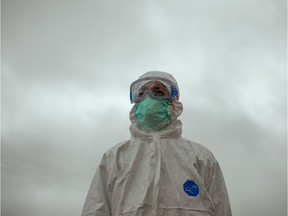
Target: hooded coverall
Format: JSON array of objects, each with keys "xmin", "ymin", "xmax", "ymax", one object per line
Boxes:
[{"xmin": 81, "ymin": 72, "xmax": 232, "ymax": 216}]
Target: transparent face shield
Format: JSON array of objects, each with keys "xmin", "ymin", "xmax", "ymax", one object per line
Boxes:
[{"xmin": 130, "ymin": 77, "xmax": 179, "ymax": 103}]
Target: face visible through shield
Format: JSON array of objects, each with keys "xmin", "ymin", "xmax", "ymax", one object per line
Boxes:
[
  {"xmin": 137, "ymin": 81, "xmax": 170, "ymax": 102},
  {"xmin": 130, "ymin": 75, "xmax": 179, "ymax": 104}
]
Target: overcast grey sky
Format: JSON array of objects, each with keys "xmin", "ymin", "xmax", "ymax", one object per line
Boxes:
[{"xmin": 2, "ymin": 0, "xmax": 287, "ymax": 216}]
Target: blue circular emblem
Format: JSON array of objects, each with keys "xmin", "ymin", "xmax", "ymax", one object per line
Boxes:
[{"xmin": 183, "ymin": 180, "xmax": 199, "ymax": 197}]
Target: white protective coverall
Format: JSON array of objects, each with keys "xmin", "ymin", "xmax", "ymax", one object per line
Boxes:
[{"xmin": 81, "ymin": 72, "xmax": 232, "ymax": 216}]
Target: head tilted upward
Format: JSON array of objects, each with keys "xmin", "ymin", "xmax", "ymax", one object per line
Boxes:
[
  {"xmin": 130, "ymin": 71, "xmax": 180, "ymax": 104},
  {"xmin": 129, "ymin": 71, "xmax": 183, "ymax": 132}
]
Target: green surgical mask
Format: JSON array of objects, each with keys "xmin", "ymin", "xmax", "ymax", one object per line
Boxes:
[{"xmin": 135, "ymin": 96, "xmax": 171, "ymax": 131}]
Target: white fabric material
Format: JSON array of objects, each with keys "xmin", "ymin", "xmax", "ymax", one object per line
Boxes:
[{"xmin": 81, "ymin": 72, "xmax": 232, "ymax": 216}]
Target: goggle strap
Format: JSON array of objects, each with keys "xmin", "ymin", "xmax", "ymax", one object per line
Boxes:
[
  {"xmin": 130, "ymin": 92, "xmax": 133, "ymax": 103},
  {"xmin": 171, "ymin": 86, "xmax": 178, "ymax": 97}
]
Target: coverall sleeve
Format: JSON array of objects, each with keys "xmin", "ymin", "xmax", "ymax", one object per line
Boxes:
[
  {"xmin": 81, "ymin": 154, "xmax": 111, "ymax": 216},
  {"xmin": 208, "ymin": 161, "xmax": 232, "ymax": 216}
]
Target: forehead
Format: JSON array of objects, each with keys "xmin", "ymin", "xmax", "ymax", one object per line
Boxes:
[{"xmin": 139, "ymin": 81, "xmax": 168, "ymax": 90}]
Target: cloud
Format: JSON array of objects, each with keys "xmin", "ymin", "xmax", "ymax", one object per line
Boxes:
[{"xmin": 2, "ymin": 0, "xmax": 286, "ymax": 216}]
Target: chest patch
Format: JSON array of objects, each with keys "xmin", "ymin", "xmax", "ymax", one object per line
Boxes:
[{"xmin": 183, "ymin": 180, "xmax": 199, "ymax": 197}]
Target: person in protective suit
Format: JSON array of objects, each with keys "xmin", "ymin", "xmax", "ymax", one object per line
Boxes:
[{"xmin": 81, "ymin": 71, "xmax": 232, "ymax": 216}]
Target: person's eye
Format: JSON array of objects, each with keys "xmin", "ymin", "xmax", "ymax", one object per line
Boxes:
[
  {"xmin": 154, "ymin": 90, "xmax": 165, "ymax": 96},
  {"xmin": 138, "ymin": 92, "xmax": 144, "ymax": 98}
]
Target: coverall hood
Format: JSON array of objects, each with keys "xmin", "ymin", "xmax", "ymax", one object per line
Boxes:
[
  {"xmin": 130, "ymin": 71, "xmax": 180, "ymax": 103},
  {"xmin": 138, "ymin": 71, "xmax": 180, "ymax": 99}
]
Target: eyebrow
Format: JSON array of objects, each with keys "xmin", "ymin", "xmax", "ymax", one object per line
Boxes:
[
  {"xmin": 153, "ymin": 82, "xmax": 166, "ymax": 87},
  {"xmin": 152, "ymin": 86, "xmax": 167, "ymax": 91},
  {"xmin": 139, "ymin": 82, "xmax": 168, "ymax": 93},
  {"xmin": 139, "ymin": 86, "xmax": 149, "ymax": 92},
  {"xmin": 153, "ymin": 83, "xmax": 169, "ymax": 91}
]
